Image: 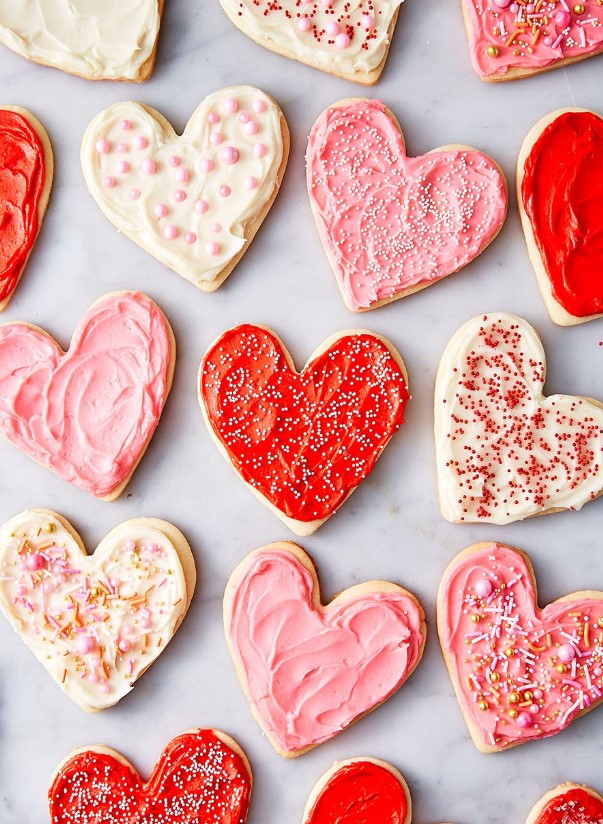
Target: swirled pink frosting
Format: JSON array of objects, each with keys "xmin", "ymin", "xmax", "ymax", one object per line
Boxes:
[
  {"xmin": 227, "ymin": 548, "xmax": 424, "ymax": 753},
  {"xmin": 0, "ymin": 291, "xmax": 172, "ymax": 497}
]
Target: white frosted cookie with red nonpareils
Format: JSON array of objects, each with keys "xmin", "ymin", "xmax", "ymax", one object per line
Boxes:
[
  {"xmin": 0, "ymin": 0, "xmax": 164, "ymax": 81},
  {"xmin": 0, "ymin": 509, "xmax": 195, "ymax": 712},
  {"xmin": 82, "ymin": 87, "xmax": 289, "ymax": 293},
  {"xmin": 307, "ymin": 99, "xmax": 507, "ymax": 312},
  {"xmin": 435, "ymin": 312, "xmax": 603, "ymax": 524}
]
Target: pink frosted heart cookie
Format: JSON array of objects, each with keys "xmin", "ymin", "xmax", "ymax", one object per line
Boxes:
[
  {"xmin": 82, "ymin": 87, "xmax": 289, "ymax": 293},
  {"xmin": 0, "ymin": 509, "xmax": 195, "ymax": 711},
  {"xmin": 439, "ymin": 542, "xmax": 603, "ymax": 752},
  {"xmin": 0, "ymin": 291, "xmax": 174, "ymax": 500},
  {"xmin": 463, "ymin": 0, "xmax": 603, "ymax": 81},
  {"xmin": 224, "ymin": 542, "xmax": 425, "ymax": 757},
  {"xmin": 307, "ymin": 99, "xmax": 507, "ymax": 312},
  {"xmin": 435, "ymin": 312, "xmax": 603, "ymax": 524}
]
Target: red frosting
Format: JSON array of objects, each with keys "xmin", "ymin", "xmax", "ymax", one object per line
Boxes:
[
  {"xmin": 200, "ymin": 325, "xmax": 409, "ymax": 522},
  {"xmin": 0, "ymin": 109, "xmax": 46, "ymax": 302},
  {"xmin": 521, "ymin": 111, "xmax": 603, "ymax": 318},
  {"xmin": 306, "ymin": 761, "xmax": 408, "ymax": 824},
  {"xmin": 49, "ymin": 729, "xmax": 252, "ymax": 824},
  {"xmin": 535, "ymin": 788, "xmax": 603, "ymax": 824}
]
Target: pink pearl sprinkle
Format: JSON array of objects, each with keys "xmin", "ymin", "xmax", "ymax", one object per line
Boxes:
[
  {"xmin": 99, "ymin": 682, "xmax": 111, "ymax": 694},
  {"xmin": 117, "ymin": 160, "xmax": 130, "ymax": 174},
  {"xmin": 117, "ymin": 143, "xmax": 128, "ymax": 153},
  {"xmin": 200, "ymin": 159, "xmax": 214, "ymax": 173},
  {"xmin": 154, "ymin": 203, "xmax": 168, "ymax": 218},
  {"xmin": 222, "ymin": 146, "xmax": 239, "ymax": 164},
  {"xmin": 239, "ymin": 112, "xmax": 250, "ymax": 124},
  {"xmin": 543, "ymin": 34, "xmax": 554, "ymax": 46},
  {"xmin": 164, "ymin": 224, "xmax": 178, "ymax": 240},
  {"xmin": 140, "ymin": 618, "xmax": 151, "ymax": 630},
  {"xmin": 326, "ymin": 21, "xmax": 340, "ymax": 35},
  {"xmin": 104, "ymin": 176, "xmax": 116, "ymax": 188},
  {"xmin": 516, "ymin": 711, "xmax": 532, "ymax": 729},
  {"xmin": 554, "ymin": 9, "xmax": 570, "ymax": 26},
  {"xmin": 361, "ymin": 13, "xmax": 375, "ymax": 28},
  {"xmin": 493, "ymin": 0, "xmax": 511, "ymax": 7},
  {"xmin": 169, "ymin": 155, "xmax": 181, "ymax": 167},
  {"xmin": 335, "ymin": 32, "xmax": 350, "ymax": 48},
  {"xmin": 320, "ymin": 0, "xmax": 333, "ymax": 6},
  {"xmin": 142, "ymin": 159, "xmax": 157, "ymax": 175},
  {"xmin": 253, "ymin": 99, "xmax": 267, "ymax": 114},
  {"xmin": 474, "ymin": 578, "xmax": 493, "ymax": 598},
  {"xmin": 57, "ymin": 573, "xmax": 66, "ymax": 584},
  {"xmin": 175, "ymin": 167, "xmax": 191, "ymax": 183},
  {"xmin": 26, "ymin": 553, "xmax": 45, "ymax": 571},
  {"xmin": 195, "ymin": 199, "xmax": 209, "ymax": 214},
  {"xmin": 558, "ymin": 643, "xmax": 576, "ymax": 662},
  {"xmin": 254, "ymin": 143, "xmax": 267, "ymax": 158},
  {"xmin": 245, "ymin": 176, "xmax": 258, "ymax": 189},
  {"xmin": 211, "ymin": 222, "xmax": 222, "ymax": 233},
  {"xmin": 133, "ymin": 136, "xmax": 147, "ymax": 150},
  {"xmin": 208, "ymin": 112, "xmax": 219, "ymax": 124},
  {"xmin": 184, "ymin": 231, "xmax": 197, "ymax": 244},
  {"xmin": 219, "ymin": 185, "xmax": 231, "ymax": 197},
  {"xmin": 118, "ymin": 639, "xmax": 130, "ymax": 653},
  {"xmin": 123, "ymin": 624, "xmax": 134, "ymax": 636},
  {"xmin": 594, "ymin": 667, "xmax": 603, "ymax": 677},
  {"xmin": 125, "ymin": 540, "xmax": 136, "ymax": 552},
  {"xmin": 43, "ymin": 580, "xmax": 54, "ymax": 593},
  {"xmin": 298, "ymin": 16, "xmax": 311, "ymax": 31},
  {"xmin": 530, "ymin": 703, "xmax": 539, "ymax": 714},
  {"xmin": 129, "ymin": 188, "xmax": 141, "ymax": 200},
  {"xmin": 75, "ymin": 635, "xmax": 96, "ymax": 655},
  {"xmin": 16, "ymin": 584, "xmax": 27, "ymax": 597},
  {"xmin": 96, "ymin": 138, "xmax": 111, "ymax": 154},
  {"xmin": 120, "ymin": 119, "xmax": 132, "ymax": 130},
  {"xmin": 245, "ymin": 121, "xmax": 259, "ymax": 136},
  {"xmin": 173, "ymin": 190, "xmax": 186, "ymax": 202},
  {"xmin": 224, "ymin": 98, "xmax": 238, "ymax": 113},
  {"xmin": 206, "ymin": 241, "xmax": 220, "ymax": 256},
  {"xmin": 526, "ymin": 2, "xmax": 535, "ymax": 11},
  {"xmin": 210, "ymin": 132, "xmax": 224, "ymax": 145},
  {"xmin": 533, "ymin": 689, "xmax": 543, "ymax": 700},
  {"xmin": 509, "ymin": 2, "xmax": 519, "ymax": 11}
]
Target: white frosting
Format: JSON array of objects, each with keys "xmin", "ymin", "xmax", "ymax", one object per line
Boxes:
[
  {"xmin": 435, "ymin": 313, "xmax": 603, "ymax": 524},
  {"xmin": 0, "ymin": 0, "xmax": 160, "ymax": 80},
  {"xmin": 81, "ymin": 87, "xmax": 285, "ymax": 290},
  {"xmin": 220, "ymin": 0, "xmax": 403, "ymax": 77},
  {"xmin": 0, "ymin": 511, "xmax": 187, "ymax": 711}
]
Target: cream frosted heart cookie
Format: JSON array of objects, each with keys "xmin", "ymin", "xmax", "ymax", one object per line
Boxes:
[
  {"xmin": 0, "ymin": 0, "xmax": 163, "ymax": 81},
  {"xmin": 528, "ymin": 784, "xmax": 603, "ymax": 824},
  {"xmin": 0, "ymin": 509, "xmax": 195, "ymax": 712},
  {"xmin": 307, "ymin": 99, "xmax": 507, "ymax": 312},
  {"xmin": 199, "ymin": 324, "xmax": 410, "ymax": 535},
  {"xmin": 218, "ymin": 0, "xmax": 402, "ymax": 84},
  {"xmin": 435, "ymin": 312, "xmax": 603, "ymax": 524},
  {"xmin": 224, "ymin": 543, "xmax": 425, "ymax": 757},
  {"xmin": 302, "ymin": 758, "xmax": 412, "ymax": 823},
  {"xmin": 463, "ymin": 0, "xmax": 603, "ymax": 81},
  {"xmin": 48, "ymin": 729, "xmax": 252, "ymax": 823},
  {"xmin": 82, "ymin": 87, "xmax": 289, "ymax": 293},
  {"xmin": 518, "ymin": 108, "xmax": 603, "ymax": 326},
  {"xmin": 438, "ymin": 542, "xmax": 603, "ymax": 752},
  {"xmin": 0, "ymin": 106, "xmax": 53, "ymax": 312},
  {"xmin": 0, "ymin": 291, "xmax": 174, "ymax": 500}
]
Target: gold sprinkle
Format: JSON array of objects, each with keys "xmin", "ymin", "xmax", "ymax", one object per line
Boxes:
[{"xmin": 45, "ymin": 523, "xmax": 56, "ymax": 534}]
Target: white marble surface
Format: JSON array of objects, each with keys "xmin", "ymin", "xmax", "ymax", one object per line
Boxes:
[{"xmin": 1, "ymin": 1, "xmax": 603, "ymax": 822}]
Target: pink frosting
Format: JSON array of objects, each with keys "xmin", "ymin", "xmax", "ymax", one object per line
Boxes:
[
  {"xmin": 0, "ymin": 292, "xmax": 172, "ymax": 498},
  {"xmin": 227, "ymin": 549, "xmax": 424, "ymax": 753},
  {"xmin": 440, "ymin": 543, "xmax": 603, "ymax": 750},
  {"xmin": 464, "ymin": 0, "xmax": 603, "ymax": 79},
  {"xmin": 306, "ymin": 100, "xmax": 507, "ymax": 311}
]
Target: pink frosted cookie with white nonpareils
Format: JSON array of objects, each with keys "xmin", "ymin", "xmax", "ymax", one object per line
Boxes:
[
  {"xmin": 0, "ymin": 509, "xmax": 195, "ymax": 712},
  {"xmin": 81, "ymin": 87, "xmax": 289, "ymax": 293},
  {"xmin": 463, "ymin": 0, "xmax": 603, "ymax": 81},
  {"xmin": 307, "ymin": 99, "xmax": 507, "ymax": 312}
]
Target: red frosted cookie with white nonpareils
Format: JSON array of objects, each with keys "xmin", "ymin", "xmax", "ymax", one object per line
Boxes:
[{"xmin": 528, "ymin": 784, "xmax": 603, "ymax": 824}]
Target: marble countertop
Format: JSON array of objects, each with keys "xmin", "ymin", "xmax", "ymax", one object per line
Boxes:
[{"xmin": 1, "ymin": 1, "xmax": 603, "ymax": 822}]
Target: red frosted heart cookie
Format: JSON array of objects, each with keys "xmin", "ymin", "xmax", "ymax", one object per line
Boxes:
[
  {"xmin": 0, "ymin": 107, "xmax": 53, "ymax": 311},
  {"xmin": 199, "ymin": 324, "xmax": 409, "ymax": 535},
  {"xmin": 518, "ymin": 108, "xmax": 603, "ymax": 325},
  {"xmin": 307, "ymin": 99, "xmax": 507, "ymax": 312},
  {"xmin": 439, "ymin": 542, "xmax": 603, "ymax": 752},
  {"xmin": 49, "ymin": 729, "xmax": 252, "ymax": 824},
  {"xmin": 529, "ymin": 784, "xmax": 603, "ymax": 824},
  {"xmin": 302, "ymin": 758, "xmax": 411, "ymax": 824}
]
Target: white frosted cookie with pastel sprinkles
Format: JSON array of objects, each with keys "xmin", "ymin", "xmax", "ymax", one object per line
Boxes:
[{"xmin": 307, "ymin": 99, "xmax": 507, "ymax": 312}]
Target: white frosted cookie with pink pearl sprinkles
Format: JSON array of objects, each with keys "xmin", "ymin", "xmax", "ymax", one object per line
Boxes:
[
  {"xmin": 307, "ymin": 99, "xmax": 508, "ymax": 312},
  {"xmin": 218, "ymin": 0, "xmax": 402, "ymax": 84},
  {"xmin": 0, "ymin": 509, "xmax": 196, "ymax": 712},
  {"xmin": 81, "ymin": 86, "xmax": 289, "ymax": 293}
]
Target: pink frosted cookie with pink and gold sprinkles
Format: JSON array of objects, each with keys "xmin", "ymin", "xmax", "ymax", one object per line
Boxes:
[
  {"xmin": 307, "ymin": 99, "xmax": 507, "ymax": 312},
  {"xmin": 81, "ymin": 86, "xmax": 289, "ymax": 293},
  {"xmin": 438, "ymin": 542, "xmax": 603, "ymax": 752}
]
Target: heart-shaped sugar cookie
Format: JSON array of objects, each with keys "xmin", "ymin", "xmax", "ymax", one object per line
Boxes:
[
  {"xmin": 0, "ymin": 290, "xmax": 174, "ymax": 499},
  {"xmin": 82, "ymin": 87, "xmax": 288, "ymax": 293},
  {"xmin": 518, "ymin": 108, "xmax": 603, "ymax": 326},
  {"xmin": 302, "ymin": 758, "xmax": 411, "ymax": 824},
  {"xmin": 224, "ymin": 543, "xmax": 425, "ymax": 757},
  {"xmin": 529, "ymin": 784, "xmax": 603, "ymax": 824},
  {"xmin": 307, "ymin": 100, "xmax": 507, "ymax": 312},
  {"xmin": 463, "ymin": 0, "xmax": 603, "ymax": 81},
  {"xmin": 439, "ymin": 542, "xmax": 603, "ymax": 752},
  {"xmin": 0, "ymin": 0, "xmax": 163, "ymax": 81},
  {"xmin": 0, "ymin": 107, "xmax": 53, "ymax": 311},
  {"xmin": 200, "ymin": 324, "xmax": 409, "ymax": 535},
  {"xmin": 435, "ymin": 312, "xmax": 603, "ymax": 524},
  {"xmin": 0, "ymin": 509, "xmax": 195, "ymax": 712},
  {"xmin": 49, "ymin": 729, "xmax": 251, "ymax": 823},
  {"xmin": 218, "ymin": 0, "xmax": 402, "ymax": 84}
]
